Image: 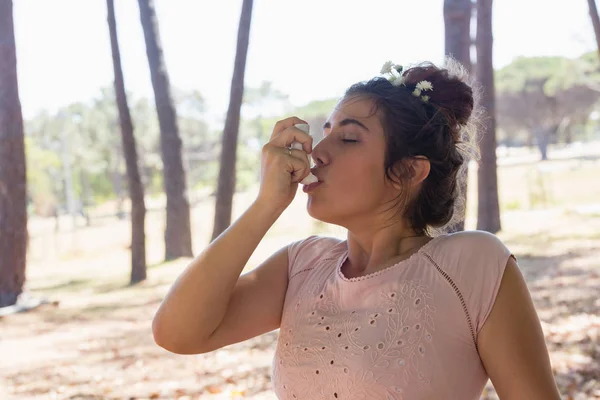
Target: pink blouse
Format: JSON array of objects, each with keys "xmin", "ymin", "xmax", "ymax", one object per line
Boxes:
[{"xmin": 272, "ymin": 231, "xmax": 513, "ymax": 399}]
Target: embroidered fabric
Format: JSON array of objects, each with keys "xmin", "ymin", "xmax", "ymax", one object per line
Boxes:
[{"xmin": 272, "ymin": 231, "xmax": 513, "ymax": 400}]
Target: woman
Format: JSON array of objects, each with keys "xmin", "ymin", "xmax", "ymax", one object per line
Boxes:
[{"xmin": 152, "ymin": 61, "xmax": 561, "ymax": 399}]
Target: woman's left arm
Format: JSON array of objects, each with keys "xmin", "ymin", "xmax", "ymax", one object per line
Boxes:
[{"xmin": 478, "ymin": 257, "xmax": 561, "ymax": 399}]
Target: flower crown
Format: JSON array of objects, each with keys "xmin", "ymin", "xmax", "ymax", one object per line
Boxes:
[{"xmin": 380, "ymin": 61, "xmax": 433, "ymax": 103}]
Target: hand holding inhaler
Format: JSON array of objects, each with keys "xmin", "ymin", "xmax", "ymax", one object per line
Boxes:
[
  {"xmin": 256, "ymin": 118, "xmax": 320, "ymax": 211},
  {"xmin": 290, "ymin": 123, "xmax": 319, "ymax": 185}
]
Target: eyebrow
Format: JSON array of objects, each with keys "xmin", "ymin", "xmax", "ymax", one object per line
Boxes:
[{"xmin": 323, "ymin": 118, "xmax": 370, "ymax": 132}]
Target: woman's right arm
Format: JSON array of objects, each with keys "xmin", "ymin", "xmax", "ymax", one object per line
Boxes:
[
  {"xmin": 152, "ymin": 117, "xmax": 314, "ymax": 355},
  {"xmin": 152, "ymin": 200, "xmax": 288, "ymax": 354}
]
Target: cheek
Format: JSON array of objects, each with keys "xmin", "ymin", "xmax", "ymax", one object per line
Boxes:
[
  {"xmin": 336, "ymin": 158, "xmax": 384, "ymax": 187},
  {"xmin": 328, "ymin": 161, "xmax": 388, "ymax": 206}
]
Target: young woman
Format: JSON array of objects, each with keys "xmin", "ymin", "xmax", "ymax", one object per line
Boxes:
[{"xmin": 152, "ymin": 61, "xmax": 561, "ymax": 399}]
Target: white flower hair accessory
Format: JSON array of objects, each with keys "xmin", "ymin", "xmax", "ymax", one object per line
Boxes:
[
  {"xmin": 380, "ymin": 61, "xmax": 394, "ymax": 75},
  {"xmin": 380, "ymin": 61, "xmax": 434, "ymax": 103},
  {"xmin": 413, "ymin": 80, "xmax": 434, "ymax": 102},
  {"xmin": 380, "ymin": 61, "xmax": 406, "ymax": 87}
]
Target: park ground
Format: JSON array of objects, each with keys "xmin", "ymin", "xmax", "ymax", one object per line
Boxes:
[{"xmin": 1, "ymin": 144, "xmax": 599, "ymax": 399}]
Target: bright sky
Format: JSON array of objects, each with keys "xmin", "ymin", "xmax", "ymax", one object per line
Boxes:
[{"xmin": 13, "ymin": 0, "xmax": 595, "ymax": 123}]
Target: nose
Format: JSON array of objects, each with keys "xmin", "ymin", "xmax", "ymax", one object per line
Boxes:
[{"xmin": 311, "ymin": 141, "xmax": 327, "ymax": 167}]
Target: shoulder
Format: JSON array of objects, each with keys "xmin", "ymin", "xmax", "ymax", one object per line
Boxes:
[
  {"xmin": 434, "ymin": 229, "xmax": 508, "ymax": 249},
  {"xmin": 423, "ymin": 230, "xmax": 515, "ymax": 334},
  {"xmin": 424, "ymin": 230, "xmax": 512, "ymax": 267},
  {"xmin": 287, "ymin": 235, "xmax": 345, "ymax": 276},
  {"xmin": 288, "ymin": 234, "xmax": 344, "ymax": 257}
]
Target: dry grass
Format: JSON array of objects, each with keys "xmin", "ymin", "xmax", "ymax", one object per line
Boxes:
[{"xmin": 1, "ymin": 150, "xmax": 599, "ymax": 399}]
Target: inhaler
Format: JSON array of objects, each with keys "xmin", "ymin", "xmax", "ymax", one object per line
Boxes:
[{"xmin": 291, "ymin": 123, "xmax": 319, "ymax": 185}]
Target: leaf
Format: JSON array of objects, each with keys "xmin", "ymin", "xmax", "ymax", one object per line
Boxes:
[
  {"xmin": 388, "ymin": 317, "xmax": 398, "ymax": 332},
  {"xmin": 385, "ymin": 329, "xmax": 392, "ymax": 343},
  {"xmin": 426, "ymin": 315, "xmax": 435, "ymax": 331},
  {"xmin": 364, "ymin": 370, "xmax": 375, "ymax": 383},
  {"xmin": 174, "ymin": 388, "xmax": 187, "ymax": 396},
  {"xmin": 206, "ymin": 385, "xmax": 222, "ymax": 394},
  {"xmin": 401, "ymin": 308, "xmax": 409, "ymax": 324},
  {"xmin": 410, "ymin": 353, "xmax": 420, "ymax": 371}
]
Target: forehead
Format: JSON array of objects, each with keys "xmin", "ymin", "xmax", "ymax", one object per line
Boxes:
[{"xmin": 328, "ymin": 96, "xmax": 381, "ymax": 127}]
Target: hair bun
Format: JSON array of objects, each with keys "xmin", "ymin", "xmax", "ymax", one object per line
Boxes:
[{"xmin": 402, "ymin": 61, "xmax": 474, "ymax": 127}]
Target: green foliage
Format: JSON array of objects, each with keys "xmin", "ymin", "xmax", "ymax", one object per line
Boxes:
[
  {"xmin": 243, "ymin": 81, "xmax": 292, "ymax": 118},
  {"xmin": 25, "ymin": 137, "xmax": 61, "ymax": 215},
  {"xmin": 24, "ymin": 81, "xmax": 347, "ymax": 214},
  {"xmin": 24, "ymin": 86, "xmax": 220, "ymax": 215},
  {"xmin": 496, "ymin": 52, "xmax": 600, "ymax": 151},
  {"xmin": 294, "ymin": 98, "xmax": 339, "ymax": 119},
  {"xmin": 497, "ymin": 52, "xmax": 600, "ymax": 95},
  {"xmin": 496, "ymin": 56, "xmax": 572, "ymax": 95},
  {"xmin": 235, "ymin": 141, "xmax": 261, "ymax": 192}
]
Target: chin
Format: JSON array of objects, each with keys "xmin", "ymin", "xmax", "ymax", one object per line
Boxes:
[{"xmin": 307, "ymin": 197, "xmax": 345, "ymax": 227}]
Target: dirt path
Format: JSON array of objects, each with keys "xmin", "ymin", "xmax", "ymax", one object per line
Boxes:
[{"xmin": 1, "ymin": 208, "xmax": 598, "ymax": 399}]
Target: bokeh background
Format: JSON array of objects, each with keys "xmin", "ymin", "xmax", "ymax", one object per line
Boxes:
[{"xmin": 0, "ymin": 0, "xmax": 599, "ymax": 399}]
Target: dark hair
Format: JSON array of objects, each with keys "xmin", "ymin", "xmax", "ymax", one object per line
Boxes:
[{"xmin": 343, "ymin": 61, "xmax": 479, "ymax": 235}]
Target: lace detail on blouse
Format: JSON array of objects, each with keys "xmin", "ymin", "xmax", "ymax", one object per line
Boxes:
[{"xmin": 274, "ymin": 277, "xmax": 436, "ymax": 400}]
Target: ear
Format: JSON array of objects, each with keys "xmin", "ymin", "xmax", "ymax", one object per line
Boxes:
[
  {"xmin": 408, "ymin": 156, "xmax": 430, "ymax": 187},
  {"xmin": 388, "ymin": 156, "xmax": 430, "ymax": 190}
]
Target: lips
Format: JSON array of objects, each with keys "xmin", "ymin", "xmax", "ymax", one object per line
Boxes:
[
  {"xmin": 309, "ymin": 167, "xmax": 324, "ymax": 183},
  {"xmin": 302, "ymin": 181, "xmax": 323, "ymax": 193}
]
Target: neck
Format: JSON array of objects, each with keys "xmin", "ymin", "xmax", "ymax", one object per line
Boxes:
[{"xmin": 343, "ymin": 223, "xmax": 430, "ymax": 277}]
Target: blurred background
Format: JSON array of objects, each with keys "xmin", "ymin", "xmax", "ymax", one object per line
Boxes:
[{"xmin": 0, "ymin": 0, "xmax": 599, "ymax": 399}]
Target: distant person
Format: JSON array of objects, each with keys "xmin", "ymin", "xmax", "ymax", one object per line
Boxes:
[{"xmin": 152, "ymin": 61, "xmax": 561, "ymax": 399}]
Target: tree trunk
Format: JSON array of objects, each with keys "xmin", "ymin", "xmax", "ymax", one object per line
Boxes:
[
  {"xmin": 444, "ymin": 0, "xmax": 473, "ymax": 233},
  {"xmin": 0, "ymin": 0, "xmax": 28, "ymax": 307},
  {"xmin": 444, "ymin": 0, "xmax": 473, "ymax": 70},
  {"xmin": 211, "ymin": 0, "xmax": 254, "ymax": 241},
  {"xmin": 107, "ymin": 0, "xmax": 147, "ymax": 284},
  {"xmin": 475, "ymin": 0, "xmax": 501, "ymax": 233},
  {"xmin": 534, "ymin": 126, "xmax": 550, "ymax": 161},
  {"xmin": 588, "ymin": 0, "xmax": 600, "ymax": 60},
  {"xmin": 79, "ymin": 169, "xmax": 91, "ymax": 226},
  {"xmin": 138, "ymin": 0, "xmax": 192, "ymax": 259}
]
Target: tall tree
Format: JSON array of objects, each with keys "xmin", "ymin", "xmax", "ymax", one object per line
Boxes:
[
  {"xmin": 0, "ymin": 0, "xmax": 27, "ymax": 307},
  {"xmin": 475, "ymin": 0, "xmax": 501, "ymax": 233},
  {"xmin": 444, "ymin": 0, "xmax": 473, "ymax": 71},
  {"xmin": 107, "ymin": 0, "xmax": 147, "ymax": 283},
  {"xmin": 443, "ymin": 0, "xmax": 473, "ymax": 232},
  {"xmin": 588, "ymin": 0, "xmax": 600, "ymax": 60},
  {"xmin": 211, "ymin": 0, "xmax": 254, "ymax": 241},
  {"xmin": 138, "ymin": 0, "xmax": 192, "ymax": 259},
  {"xmin": 495, "ymin": 54, "xmax": 600, "ymax": 158}
]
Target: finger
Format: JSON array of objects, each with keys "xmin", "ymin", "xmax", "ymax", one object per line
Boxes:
[
  {"xmin": 270, "ymin": 125, "xmax": 313, "ymax": 154},
  {"xmin": 270, "ymin": 116, "xmax": 308, "ymax": 141},
  {"xmin": 286, "ymin": 148, "xmax": 311, "ymax": 183}
]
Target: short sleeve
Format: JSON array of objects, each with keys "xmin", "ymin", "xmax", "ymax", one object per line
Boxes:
[
  {"xmin": 287, "ymin": 235, "xmax": 342, "ymax": 280},
  {"xmin": 428, "ymin": 231, "xmax": 514, "ymax": 337},
  {"xmin": 470, "ymin": 233, "xmax": 514, "ymax": 336},
  {"xmin": 287, "ymin": 235, "xmax": 319, "ymax": 278}
]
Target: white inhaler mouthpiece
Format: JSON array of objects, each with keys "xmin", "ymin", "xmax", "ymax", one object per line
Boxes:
[{"xmin": 292, "ymin": 123, "xmax": 319, "ymax": 185}]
